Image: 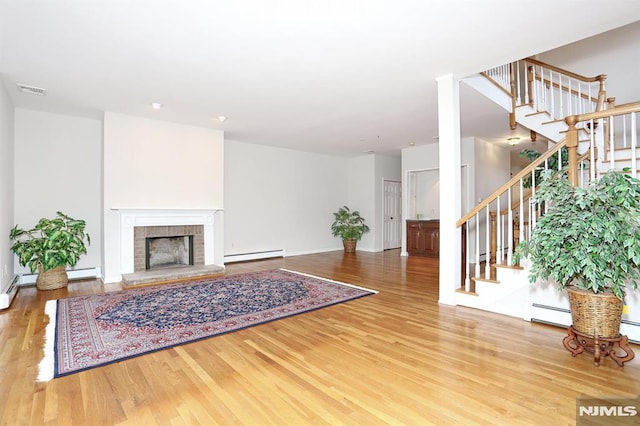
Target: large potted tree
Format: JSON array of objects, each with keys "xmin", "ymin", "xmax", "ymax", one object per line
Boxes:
[
  {"xmin": 515, "ymin": 169, "xmax": 640, "ymax": 365},
  {"xmin": 330, "ymin": 206, "xmax": 370, "ymax": 253},
  {"xmin": 10, "ymin": 211, "xmax": 91, "ymax": 290}
]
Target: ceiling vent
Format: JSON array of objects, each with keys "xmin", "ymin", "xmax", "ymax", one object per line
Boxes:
[{"xmin": 16, "ymin": 83, "xmax": 47, "ymax": 96}]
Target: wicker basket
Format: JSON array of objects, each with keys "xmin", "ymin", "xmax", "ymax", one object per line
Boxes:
[
  {"xmin": 36, "ymin": 266, "xmax": 69, "ymax": 290},
  {"xmin": 567, "ymin": 286, "xmax": 623, "ymax": 338},
  {"xmin": 343, "ymin": 240, "xmax": 357, "ymax": 253}
]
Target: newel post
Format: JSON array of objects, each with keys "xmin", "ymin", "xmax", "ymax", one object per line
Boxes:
[
  {"xmin": 565, "ymin": 115, "xmax": 579, "ymax": 186},
  {"xmin": 527, "ymin": 65, "xmax": 535, "ymax": 108},
  {"xmin": 595, "ymin": 74, "xmax": 607, "ymax": 112},
  {"xmin": 509, "ymin": 62, "xmax": 517, "ymax": 130}
]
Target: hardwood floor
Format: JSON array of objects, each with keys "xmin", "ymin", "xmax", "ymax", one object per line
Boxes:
[{"xmin": 1, "ymin": 249, "xmax": 639, "ymax": 425}]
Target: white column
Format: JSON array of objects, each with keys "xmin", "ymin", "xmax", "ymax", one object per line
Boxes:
[{"xmin": 437, "ymin": 74, "xmax": 462, "ymax": 306}]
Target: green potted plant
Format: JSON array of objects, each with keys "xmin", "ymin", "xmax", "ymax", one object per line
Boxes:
[
  {"xmin": 9, "ymin": 211, "xmax": 90, "ymax": 290},
  {"xmin": 330, "ymin": 206, "xmax": 370, "ymax": 253},
  {"xmin": 515, "ymin": 169, "xmax": 640, "ymax": 343}
]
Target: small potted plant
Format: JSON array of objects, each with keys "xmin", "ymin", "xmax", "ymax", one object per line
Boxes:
[
  {"xmin": 10, "ymin": 211, "xmax": 90, "ymax": 290},
  {"xmin": 515, "ymin": 169, "xmax": 640, "ymax": 343},
  {"xmin": 330, "ymin": 206, "xmax": 370, "ymax": 253}
]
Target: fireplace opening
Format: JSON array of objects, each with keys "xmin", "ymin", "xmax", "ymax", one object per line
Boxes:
[{"xmin": 145, "ymin": 235, "xmax": 194, "ymax": 270}]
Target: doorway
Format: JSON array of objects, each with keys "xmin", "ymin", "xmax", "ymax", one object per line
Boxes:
[{"xmin": 383, "ymin": 180, "xmax": 402, "ymax": 250}]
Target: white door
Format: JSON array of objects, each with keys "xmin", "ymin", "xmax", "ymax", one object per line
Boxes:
[{"xmin": 383, "ymin": 180, "xmax": 402, "ymax": 250}]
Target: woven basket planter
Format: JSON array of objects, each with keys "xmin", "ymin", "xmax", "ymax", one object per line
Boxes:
[
  {"xmin": 567, "ymin": 286, "xmax": 623, "ymax": 338},
  {"xmin": 343, "ymin": 240, "xmax": 357, "ymax": 253},
  {"xmin": 36, "ymin": 266, "xmax": 69, "ymax": 290}
]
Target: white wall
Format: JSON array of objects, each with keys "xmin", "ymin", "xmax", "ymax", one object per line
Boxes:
[
  {"xmin": 0, "ymin": 82, "xmax": 14, "ymax": 292},
  {"xmin": 537, "ymin": 21, "xmax": 640, "ymax": 106},
  {"xmin": 224, "ymin": 139, "xmax": 349, "ymax": 257},
  {"xmin": 347, "ymin": 155, "xmax": 375, "ymax": 251},
  {"xmin": 103, "ymin": 112, "xmax": 224, "ymax": 282},
  {"xmin": 13, "ymin": 109, "xmax": 102, "ymax": 274},
  {"xmin": 474, "ymin": 137, "xmax": 511, "ymax": 202},
  {"xmin": 415, "ymin": 170, "xmax": 440, "ymax": 219}
]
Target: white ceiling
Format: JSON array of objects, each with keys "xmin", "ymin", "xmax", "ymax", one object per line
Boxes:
[{"xmin": 1, "ymin": 1, "xmax": 639, "ymax": 157}]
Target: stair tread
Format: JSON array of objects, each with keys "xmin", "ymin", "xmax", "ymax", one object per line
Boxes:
[
  {"xmin": 456, "ymin": 289, "xmax": 479, "ymax": 296},
  {"xmin": 472, "ymin": 277, "xmax": 500, "ymax": 284},
  {"xmin": 524, "ymin": 111, "xmax": 551, "ymax": 118},
  {"xmin": 494, "ymin": 263, "xmax": 524, "ymax": 270}
]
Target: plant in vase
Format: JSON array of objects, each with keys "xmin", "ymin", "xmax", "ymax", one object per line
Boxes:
[
  {"xmin": 10, "ymin": 211, "xmax": 90, "ymax": 290},
  {"xmin": 330, "ymin": 206, "xmax": 370, "ymax": 253},
  {"xmin": 514, "ymin": 169, "xmax": 640, "ymax": 365}
]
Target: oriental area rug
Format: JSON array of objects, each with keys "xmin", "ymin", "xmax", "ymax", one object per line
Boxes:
[{"xmin": 38, "ymin": 269, "xmax": 376, "ymax": 381}]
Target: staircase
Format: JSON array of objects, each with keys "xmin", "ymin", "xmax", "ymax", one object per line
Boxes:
[{"xmin": 457, "ymin": 58, "xmax": 640, "ymax": 341}]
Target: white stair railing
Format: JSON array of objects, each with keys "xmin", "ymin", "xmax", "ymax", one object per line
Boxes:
[{"xmin": 482, "ymin": 58, "xmax": 607, "ymax": 129}]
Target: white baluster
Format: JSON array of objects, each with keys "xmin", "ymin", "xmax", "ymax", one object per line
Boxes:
[
  {"xmin": 590, "ymin": 118, "xmax": 596, "ymax": 181},
  {"xmin": 519, "ymin": 178, "xmax": 524, "ymax": 247},
  {"xmin": 623, "ymin": 114, "xmax": 628, "ymax": 148},
  {"xmin": 631, "ymin": 112, "xmax": 637, "ymax": 179},
  {"xmin": 549, "ymin": 71, "xmax": 555, "ymax": 119},
  {"xmin": 474, "ymin": 213, "xmax": 481, "ymax": 278},
  {"xmin": 496, "ymin": 195, "xmax": 502, "ymax": 265},
  {"xmin": 516, "ymin": 62, "xmax": 522, "ymax": 106},
  {"xmin": 558, "ymin": 73, "xmax": 564, "ymax": 118},
  {"xmin": 567, "ymin": 79, "xmax": 573, "ymax": 116},
  {"xmin": 507, "ymin": 188, "xmax": 513, "ymax": 265},
  {"xmin": 610, "ymin": 115, "xmax": 615, "ymax": 171},
  {"xmin": 523, "ymin": 61, "xmax": 530, "ymax": 105},
  {"xmin": 485, "ymin": 205, "xmax": 490, "ymax": 280},
  {"xmin": 465, "ymin": 219, "xmax": 471, "ymax": 292}
]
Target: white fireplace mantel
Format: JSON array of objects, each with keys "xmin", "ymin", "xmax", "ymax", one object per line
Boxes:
[{"xmin": 115, "ymin": 208, "xmax": 222, "ymax": 275}]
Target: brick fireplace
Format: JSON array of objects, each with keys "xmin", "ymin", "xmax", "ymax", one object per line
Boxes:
[{"xmin": 118, "ymin": 209, "xmax": 218, "ymax": 276}]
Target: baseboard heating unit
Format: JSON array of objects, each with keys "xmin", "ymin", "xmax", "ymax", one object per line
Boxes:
[
  {"xmin": 0, "ymin": 276, "xmax": 20, "ymax": 310},
  {"xmin": 224, "ymin": 249, "xmax": 285, "ymax": 263},
  {"xmin": 531, "ymin": 303, "xmax": 640, "ymax": 344},
  {"xmin": 18, "ymin": 267, "xmax": 102, "ymax": 285}
]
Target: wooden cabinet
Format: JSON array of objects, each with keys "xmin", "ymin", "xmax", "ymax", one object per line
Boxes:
[{"xmin": 407, "ymin": 220, "xmax": 439, "ymax": 257}]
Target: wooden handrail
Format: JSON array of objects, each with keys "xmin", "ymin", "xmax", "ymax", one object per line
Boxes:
[
  {"xmin": 524, "ymin": 57, "xmax": 606, "ymax": 84},
  {"xmin": 566, "ymin": 101, "xmax": 640, "ymax": 125},
  {"xmin": 456, "ymin": 140, "xmax": 567, "ymax": 227}
]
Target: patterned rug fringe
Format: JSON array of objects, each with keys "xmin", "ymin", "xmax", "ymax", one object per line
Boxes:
[
  {"xmin": 37, "ymin": 299, "xmax": 57, "ymax": 382},
  {"xmin": 279, "ymin": 268, "xmax": 379, "ymax": 294}
]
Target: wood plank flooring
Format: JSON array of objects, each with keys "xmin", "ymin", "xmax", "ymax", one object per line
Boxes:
[{"xmin": 1, "ymin": 249, "xmax": 639, "ymax": 425}]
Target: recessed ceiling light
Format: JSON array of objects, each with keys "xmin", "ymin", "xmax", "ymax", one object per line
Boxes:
[
  {"xmin": 216, "ymin": 116, "xmax": 228, "ymax": 122},
  {"xmin": 409, "ymin": 141, "xmax": 416, "ymax": 146},
  {"xmin": 150, "ymin": 102, "xmax": 163, "ymax": 109}
]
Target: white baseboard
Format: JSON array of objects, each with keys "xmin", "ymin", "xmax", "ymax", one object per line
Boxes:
[{"xmin": 224, "ymin": 249, "xmax": 286, "ymax": 263}]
